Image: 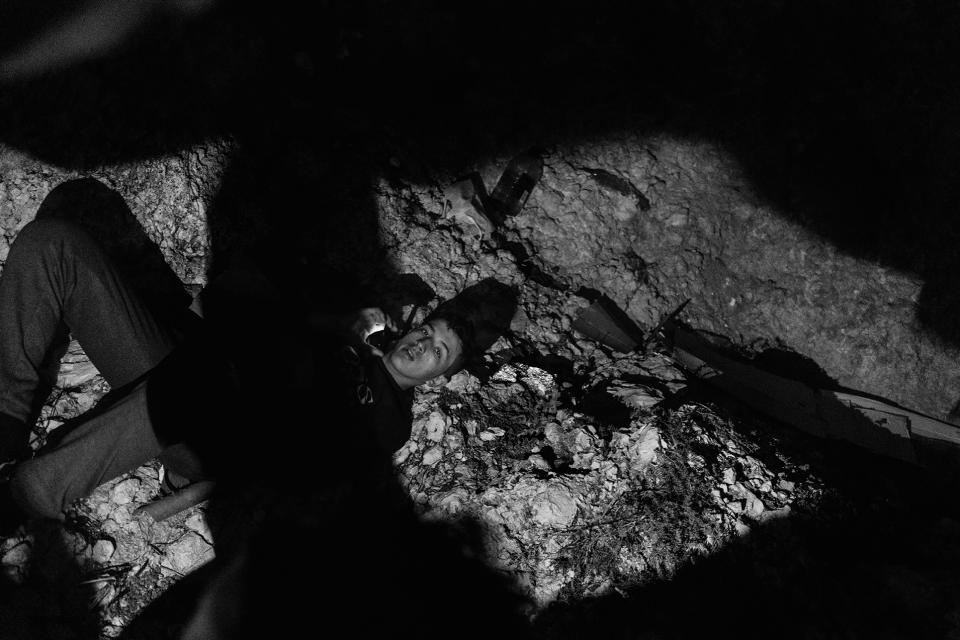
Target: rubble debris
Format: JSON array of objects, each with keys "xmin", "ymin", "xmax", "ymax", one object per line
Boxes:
[
  {"xmin": 443, "ymin": 175, "xmax": 494, "ymax": 239},
  {"xmin": 572, "ymin": 297, "xmax": 643, "ymax": 353},
  {"xmin": 3, "ymin": 131, "xmax": 954, "ymax": 638}
]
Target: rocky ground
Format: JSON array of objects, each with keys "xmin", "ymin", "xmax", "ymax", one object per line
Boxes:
[
  {"xmin": 3, "ymin": 147, "xmax": 960, "ymax": 636},
  {"xmin": 5, "ymin": 330, "xmax": 960, "ymax": 638},
  {"xmin": 0, "ymin": 329, "xmax": 821, "ymax": 638},
  {"xmin": 5, "ymin": 2, "xmax": 960, "ymax": 637}
]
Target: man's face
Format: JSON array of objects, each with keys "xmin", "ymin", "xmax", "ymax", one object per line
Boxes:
[{"xmin": 383, "ymin": 319, "xmax": 464, "ymax": 389}]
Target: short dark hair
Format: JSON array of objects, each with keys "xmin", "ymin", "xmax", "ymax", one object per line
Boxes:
[{"xmin": 425, "ymin": 308, "xmax": 476, "ymax": 377}]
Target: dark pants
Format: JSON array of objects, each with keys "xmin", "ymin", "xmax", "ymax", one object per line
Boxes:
[{"xmin": 0, "ymin": 218, "xmax": 190, "ymax": 518}]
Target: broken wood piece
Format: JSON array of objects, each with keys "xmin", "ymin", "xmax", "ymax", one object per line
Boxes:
[
  {"xmin": 573, "ymin": 298, "xmax": 643, "ymax": 352},
  {"xmin": 670, "ymin": 325, "xmax": 960, "ymax": 470}
]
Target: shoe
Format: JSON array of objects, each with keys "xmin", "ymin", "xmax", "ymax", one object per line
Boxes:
[{"xmin": 160, "ymin": 467, "xmax": 193, "ymax": 496}]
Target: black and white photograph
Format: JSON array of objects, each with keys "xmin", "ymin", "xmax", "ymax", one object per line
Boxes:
[{"xmin": 2, "ymin": 1, "xmax": 960, "ymax": 638}]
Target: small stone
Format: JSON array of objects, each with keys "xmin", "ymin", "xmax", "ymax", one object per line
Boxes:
[
  {"xmin": 437, "ymin": 489, "xmax": 469, "ymax": 513},
  {"xmin": 443, "ymin": 432, "xmax": 463, "ymax": 451},
  {"xmin": 571, "ymin": 452, "xmax": 595, "ymax": 469},
  {"xmin": 2, "ymin": 542, "xmax": 30, "ymax": 573},
  {"xmin": 110, "ymin": 478, "xmax": 141, "ymax": 505},
  {"xmin": 745, "ymin": 493, "xmax": 765, "ymax": 517},
  {"xmin": 572, "ymin": 428, "xmax": 598, "ymax": 451},
  {"xmin": 528, "ymin": 454, "xmax": 552, "ymax": 471},
  {"xmin": 628, "ymin": 425, "xmax": 660, "ymax": 476},
  {"xmin": 491, "ymin": 365, "xmax": 518, "ymax": 383},
  {"xmin": 421, "ymin": 446, "xmax": 443, "ymax": 466},
  {"xmin": 444, "ymin": 371, "xmax": 478, "ymax": 393},
  {"xmin": 479, "ymin": 427, "xmax": 505, "ymax": 441},
  {"xmin": 609, "ymin": 431, "xmax": 631, "ymax": 449},
  {"xmin": 544, "ymin": 422, "xmax": 562, "ymax": 444},
  {"xmin": 162, "ymin": 532, "xmax": 214, "ymax": 575},
  {"xmin": 185, "ymin": 513, "xmax": 212, "ymax": 540},
  {"xmin": 777, "ymin": 479, "xmax": 796, "ymax": 492},
  {"xmin": 531, "ymin": 485, "xmax": 579, "ymax": 528},
  {"xmin": 721, "ymin": 467, "xmax": 736, "ymax": 485},
  {"xmin": 520, "ymin": 366, "xmax": 555, "ymax": 397},
  {"xmin": 92, "ymin": 539, "xmax": 115, "ymax": 563},
  {"xmin": 393, "ymin": 442, "xmax": 416, "ymax": 465},
  {"xmin": 464, "ymin": 419, "xmax": 478, "ymax": 437},
  {"xmin": 424, "ymin": 411, "xmax": 447, "ymax": 442},
  {"xmin": 607, "ymin": 382, "xmax": 663, "ymax": 409}
]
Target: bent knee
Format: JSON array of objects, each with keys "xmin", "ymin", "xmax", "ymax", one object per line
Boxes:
[
  {"xmin": 9, "ymin": 458, "xmax": 67, "ymax": 521},
  {"xmin": 13, "ymin": 217, "xmax": 92, "ymax": 253}
]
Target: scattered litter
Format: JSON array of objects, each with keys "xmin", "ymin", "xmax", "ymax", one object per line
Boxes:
[
  {"xmin": 443, "ymin": 175, "xmax": 494, "ymax": 238},
  {"xmin": 421, "ymin": 446, "xmax": 444, "ymax": 466},
  {"xmin": 487, "ymin": 149, "xmax": 543, "ymax": 223},
  {"xmin": 606, "ymin": 381, "xmax": 664, "ymax": 409}
]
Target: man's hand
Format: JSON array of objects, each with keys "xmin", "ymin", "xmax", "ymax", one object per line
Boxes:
[{"xmin": 346, "ymin": 308, "xmax": 399, "ymax": 356}]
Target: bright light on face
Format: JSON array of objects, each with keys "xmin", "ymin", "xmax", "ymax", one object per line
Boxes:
[{"xmin": 382, "ymin": 319, "xmax": 464, "ymax": 389}]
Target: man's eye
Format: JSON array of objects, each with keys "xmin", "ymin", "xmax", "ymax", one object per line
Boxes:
[
  {"xmin": 421, "ymin": 327, "xmax": 429, "ymax": 336},
  {"xmin": 435, "ymin": 348, "xmax": 442, "ymax": 358}
]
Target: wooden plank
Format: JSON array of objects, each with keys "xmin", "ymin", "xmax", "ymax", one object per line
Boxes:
[
  {"xmin": 671, "ymin": 326, "xmax": 960, "ymax": 468},
  {"xmin": 673, "ymin": 330, "xmax": 827, "ymax": 438}
]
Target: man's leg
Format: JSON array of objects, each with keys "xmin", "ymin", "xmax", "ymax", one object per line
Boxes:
[
  {"xmin": 0, "ymin": 217, "xmax": 182, "ymax": 460},
  {"xmin": 10, "ymin": 380, "xmax": 160, "ymax": 519},
  {"xmin": 0, "ymin": 217, "xmax": 190, "ymax": 519}
]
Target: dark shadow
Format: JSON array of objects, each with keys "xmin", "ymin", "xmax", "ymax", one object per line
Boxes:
[
  {"xmin": 112, "ymin": 560, "xmax": 217, "ymax": 640},
  {"xmin": 751, "ymin": 347, "xmax": 841, "ymax": 391},
  {"xmin": 0, "ymin": 180, "xmax": 200, "ymax": 639},
  {"xmin": 119, "ymin": 471, "xmax": 533, "ymax": 639},
  {"xmin": 0, "ymin": 519, "xmax": 104, "ymax": 640},
  {"xmin": 1, "ymin": 0, "xmax": 960, "ymax": 347},
  {"xmin": 385, "ymin": 273, "xmax": 438, "ymax": 330},
  {"xmin": 576, "ymin": 384, "xmax": 633, "ymax": 436},
  {"xmin": 576, "ymin": 374, "xmax": 678, "ymax": 438},
  {"xmin": 434, "ymin": 277, "xmax": 519, "ymax": 355},
  {"xmin": 575, "ymin": 289, "xmax": 646, "ymax": 351},
  {"xmin": 3, "ymin": 1, "xmax": 960, "ymax": 637}
]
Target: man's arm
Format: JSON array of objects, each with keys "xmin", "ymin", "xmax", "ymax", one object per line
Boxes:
[{"xmin": 308, "ymin": 307, "xmax": 399, "ymax": 356}]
